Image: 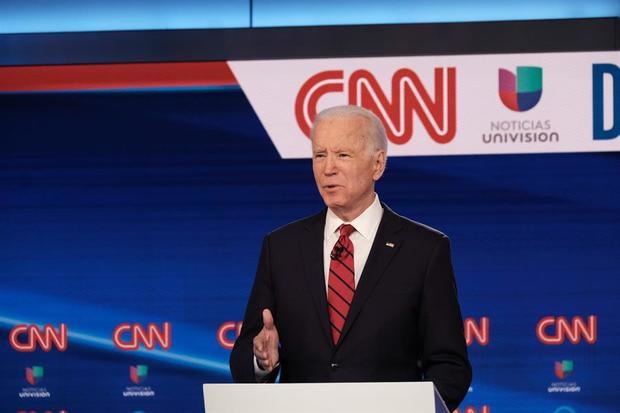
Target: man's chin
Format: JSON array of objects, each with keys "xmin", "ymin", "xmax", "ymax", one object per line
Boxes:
[
  {"xmin": 321, "ymin": 195, "xmax": 340, "ymax": 207},
  {"xmin": 323, "ymin": 201, "xmax": 346, "ymax": 214}
]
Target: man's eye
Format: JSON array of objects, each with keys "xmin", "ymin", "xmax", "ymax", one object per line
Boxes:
[
  {"xmin": 338, "ymin": 153, "xmax": 350, "ymax": 158},
  {"xmin": 314, "ymin": 153, "xmax": 326, "ymax": 159}
]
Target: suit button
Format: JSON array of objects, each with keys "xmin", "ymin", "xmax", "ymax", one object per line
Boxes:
[{"xmin": 331, "ymin": 363, "xmax": 339, "ymax": 370}]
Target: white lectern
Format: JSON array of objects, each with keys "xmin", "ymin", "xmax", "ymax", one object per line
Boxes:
[{"xmin": 203, "ymin": 382, "xmax": 450, "ymax": 413}]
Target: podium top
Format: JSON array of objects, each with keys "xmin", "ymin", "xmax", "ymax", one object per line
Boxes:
[{"xmin": 203, "ymin": 382, "xmax": 449, "ymax": 413}]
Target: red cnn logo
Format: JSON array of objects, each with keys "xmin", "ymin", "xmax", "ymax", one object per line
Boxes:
[
  {"xmin": 464, "ymin": 317, "xmax": 489, "ymax": 346},
  {"xmin": 112, "ymin": 322, "xmax": 172, "ymax": 350},
  {"xmin": 295, "ymin": 68, "xmax": 456, "ymax": 145},
  {"xmin": 536, "ymin": 315, "xmax": 597, "ymax": 345},
  {"xmin": 455, "ymin": 406, "xmax": 491, "ymax": 413},
  {"xmin": 9, "ymin": 324, "xmax": 67, "ymax": 352},
  {"xmin": 217, "ymin": 321, "xmax": 243, "ymax": 349}
]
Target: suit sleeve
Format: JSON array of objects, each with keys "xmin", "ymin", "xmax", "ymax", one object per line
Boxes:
[
  {"xmin": 229, "ymin": 235, "xmax": 280, "ymax": 383},
  {"xmin": 417, "ymin": 235, "xmax": 472, "ymax": 411}
]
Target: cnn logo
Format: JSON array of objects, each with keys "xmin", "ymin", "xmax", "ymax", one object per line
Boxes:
[
  {"xmin": 112, "ymin": 322, "xmax": 172, "ymax": 350},
  {"xmin": 295, "ymin": 68, "xmax": 456, "ymax": 145},
  {"xmin": 536, "ymin": 315, "xmax": 597, "ymax": 345},
  {"xmin": 10, "ymin": 324, "xmax": 67, "ymax": 352}
]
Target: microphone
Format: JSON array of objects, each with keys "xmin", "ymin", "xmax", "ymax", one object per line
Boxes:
[{"xmin": 330, "ymin": 244, "xmax": 344, "ymax": 260}]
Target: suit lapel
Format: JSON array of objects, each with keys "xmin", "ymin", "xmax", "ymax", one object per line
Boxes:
[
  {"xmin": 300, "ymin": 210, "xmax": 334, "ymax": 348},
  {"xmin": 338, "ymin": 204, "xmax": 404, "ymax": 345}
]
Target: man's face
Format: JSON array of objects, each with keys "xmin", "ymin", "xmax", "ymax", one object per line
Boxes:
[{"xmin": 312, "ymin": 115, "xmax": 386, "ymax": 221}]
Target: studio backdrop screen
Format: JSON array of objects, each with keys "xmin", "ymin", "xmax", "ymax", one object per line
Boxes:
[{"xmin": 1, "ymin": 23, "xmax": 619, "ymax": 413}]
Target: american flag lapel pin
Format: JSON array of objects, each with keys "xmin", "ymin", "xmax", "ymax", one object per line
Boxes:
[{"xmin": 385, "ymin": 242, "xmax": 395, "ymax": 248}]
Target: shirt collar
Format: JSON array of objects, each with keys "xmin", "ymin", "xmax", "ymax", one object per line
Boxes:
[{"xmin": 325, "ymin": 194, "xmax": 383, "ymax": 240}]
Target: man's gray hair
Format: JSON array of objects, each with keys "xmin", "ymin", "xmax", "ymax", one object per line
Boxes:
[{"xmin": 310, "ymin": 105, "xmax": 388, "ymax": 153}]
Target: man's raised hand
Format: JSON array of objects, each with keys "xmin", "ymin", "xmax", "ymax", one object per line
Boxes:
[{"xmin": 253, "ymin": 309, "xmax": 280, "ymax": 372}]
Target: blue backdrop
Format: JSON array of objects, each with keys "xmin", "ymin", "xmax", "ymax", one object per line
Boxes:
[{"xmin": 1, "ymin": 87, "xmax": 619, "ymax": 413}]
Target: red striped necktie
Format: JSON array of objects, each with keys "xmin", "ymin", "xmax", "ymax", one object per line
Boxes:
[{"xmin": 327, "ymin": 224, "xmax": 356, "ymax": 345}]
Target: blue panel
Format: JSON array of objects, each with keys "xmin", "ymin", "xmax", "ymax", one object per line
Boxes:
[
  {"xmin": 0, "ymin": 0, "xmax": 250, "ymax": 34},
  {"xmin": 253, "ymin": 0, "xmax": 620, "ymax": 27},
  {"xmin": 1, "ymin": 87, "xmax": 619, "ymax": 412}
]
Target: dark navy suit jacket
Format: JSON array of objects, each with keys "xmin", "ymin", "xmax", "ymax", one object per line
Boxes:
[{"xmin": 230, "ymin": 204, "xmax": 472, "ymax": 411}]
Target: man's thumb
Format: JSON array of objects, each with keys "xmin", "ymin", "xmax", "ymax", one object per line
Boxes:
[{"xmin": 262, "ymin": 309, "xmax": 274, "ymax": 330}]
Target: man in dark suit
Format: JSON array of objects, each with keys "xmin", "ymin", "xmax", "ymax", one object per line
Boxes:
[{"xmin": 230, "ymin": 105, "xmax": 471, "ymax": 411}]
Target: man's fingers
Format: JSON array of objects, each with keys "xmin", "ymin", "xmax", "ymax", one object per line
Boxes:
[
  {"xmin": 253, "ymin": 309, "xmax": 279, "ymax": 372},
  {"xmin": 262, "ymin": 309, "xmax": 274, "ymax": 330},
  {"xmin": 253, "ymin": 336, "xmax": 264, "ymax": 352},
  {"xmin": 256, "ymin": 352, "xmax": 272, "ymax": 371}
]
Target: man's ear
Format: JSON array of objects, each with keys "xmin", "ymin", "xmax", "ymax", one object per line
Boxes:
[{"xmin": 372, "ymin": 150, "xmax": 387, "ymax": 181}]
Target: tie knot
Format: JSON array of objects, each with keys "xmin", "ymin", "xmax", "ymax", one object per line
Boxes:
[{"xmin": 339, "ymin": 224, "xmax": 355, "ymax": 237}]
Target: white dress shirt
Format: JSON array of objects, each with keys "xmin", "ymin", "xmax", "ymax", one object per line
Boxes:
[
  {"xmin": 254, "ymin": 194, "xmax": 384, "ymax": 377},
  {"xmin": 323, "ymin": 194, "xmax": 384, "ymax": 290}
]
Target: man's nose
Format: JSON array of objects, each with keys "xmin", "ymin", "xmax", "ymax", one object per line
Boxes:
[{"xmin": 324, "ymin": 155, "xmax": 337, "ymax": 174}]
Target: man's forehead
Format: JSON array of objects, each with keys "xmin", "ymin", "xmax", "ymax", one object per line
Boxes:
[
  {"xmin": 315, "ymin": 114, "xmax": 369, "ymax": 130},
  {"xmin": 313, "ymin": 117, "xmax": 370, "ymax": 144},
  {"xmin": 312, "ymin": 136, "xmax": 366, "ymax": 151}
]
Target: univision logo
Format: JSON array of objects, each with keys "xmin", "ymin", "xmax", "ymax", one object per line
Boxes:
[
  {"xmin": 26, "ymin": 366, "xmax": 43, "ymax": 385},
  {"xmin": 123, "ymin": 364, "xmax": 155, "ymax": 397},
  {"xmin": 130, "ymin": 365, "xmax": 148, "ymax": 384},
  {"xmin": 555, "ymin": 360, "xmax": 573, "ymax": 380},
  {"xmin": 499, "ymin": 66, "xmax": 543, "ymax": 111},
  {"xmin": 20, "ymin": 366, "xmax": 50, "ymax": 398}
]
